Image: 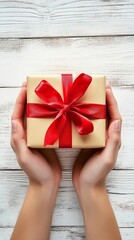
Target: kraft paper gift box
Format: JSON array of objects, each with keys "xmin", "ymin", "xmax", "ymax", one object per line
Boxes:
[{"xmin": 27, "ymin": 73, "xmax": 106, "ymax": 148}]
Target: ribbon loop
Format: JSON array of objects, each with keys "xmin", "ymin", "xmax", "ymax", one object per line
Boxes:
[
  {"xmin": 66, "ymin": 73, "xmax": 92, "ymax": 104},
  {"xmin": 35, "ymin": 80, "xmax": 63, "ymax": 104}
]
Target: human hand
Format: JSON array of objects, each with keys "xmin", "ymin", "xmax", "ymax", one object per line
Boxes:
[
  {"xmin": 72, "ymin": 83, "xmax": 122, "ymax": 195},
  {"xmin": 10, "ymin": 83, "xmax": 62, "ymax": 240},
  {"xmin": 11, "ymin": 83, "xmax": 62, "ymax": 188}
]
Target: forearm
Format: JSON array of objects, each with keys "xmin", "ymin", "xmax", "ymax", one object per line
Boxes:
[
  {"xmin": 79, "ymin": 185, "xmax": 121, "ymax": 240},
  {"xmin": 11, "ymin": 183, "xmax": 58, "ymax": 240}
]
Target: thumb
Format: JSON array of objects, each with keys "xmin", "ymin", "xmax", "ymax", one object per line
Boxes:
[
  {"xmin": 104, "ymin": 120, "xmax": 122, "ymax": 162},
  {"xmin": 11, "ymin": 120, "xmax": 27, "ymax": 153}
]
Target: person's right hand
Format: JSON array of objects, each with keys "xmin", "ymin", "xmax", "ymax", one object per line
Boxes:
[
  {"xmin": 73, "ymin": 83, "xmax": 122, "ymax": 194},
  {"xmin": 72, "ymin": 83, "xmax": 122, "ymax": 240},
  {"xmin": 11, "ymin": 82, "xmax": 62, "ymax": 188}
]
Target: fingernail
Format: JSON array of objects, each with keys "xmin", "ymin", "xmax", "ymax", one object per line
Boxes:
[
  {"xmin": 22, "ymin": 81, "xmax": 26, "ymax": 87},
  {"xmin": 11, "ymin": 120, "xmax": 18, "ymax": 132},
  {"xmin": 114, "ymin": 120, "xmax": 121, "ymax": 132},
  {"xmin": 106, "ymin": 81, "xmax": 111, "ymax": 88}
]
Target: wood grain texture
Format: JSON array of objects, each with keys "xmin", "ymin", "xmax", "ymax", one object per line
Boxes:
[
  {"xmin": 0, "ymin": 171, "xmax": 134, "ymax": 228},
  {"xmin": 1, "ymin": 227, "xmax": 134, "ymax": 240},
  {"xmin": 0, "ymin": 1, "xmax": 134, "ymax": 238},
  {"xmin": 0, "ymin": 0, "xmax": 133, "ymax": 37},
  {"xmin": 0, "ymin": 37, "xmax": 133, "ymax": 87},
  {"xmin": 0, "ymin": 87, "xmax": 134, "ymax": 170}
]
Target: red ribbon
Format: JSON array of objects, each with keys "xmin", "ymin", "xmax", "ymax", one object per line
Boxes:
[{"xmin": 27, "ymin": 73, "xmax": 106, "ymax": 147}]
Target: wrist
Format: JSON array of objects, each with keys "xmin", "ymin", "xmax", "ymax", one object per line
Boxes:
[
  {"xmin": 29, "ymin": 175, "xmax": 60, "ymax": 191},
  {"xmin": 28, "ymin": 181, "xmax": 59, "ymax": 204},
  {"xmin": 77, "ymin": 183, "xmax": 107, "ymax": 209}
]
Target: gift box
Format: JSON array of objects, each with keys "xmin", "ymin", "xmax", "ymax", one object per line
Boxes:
[{"xmin": 27, "ymin": 73, "xmax": 106, "ymax": 148}]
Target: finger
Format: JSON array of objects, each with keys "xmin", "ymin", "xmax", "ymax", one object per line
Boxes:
[
  {"xmin": 103, "ymin": 120, "xmax": 121, "ymax": 166},
  {"xmin": 106, "ymin": 82, "xmax": 114, "ymax": 128},
  {"xmin": 22, "ymin": 81, "xmax": 27, "ymax": 87},
  {"xmin": 11, "ymin": 120, "xmax": 27, "ymax": 154},
  {"xmin": 23, "ymin": 110, "xmax": 27, "ymax": 130},
  {"xmin": 106, "ymin": 88, "xmax": 122, "ymax": 122},
  {"xmin": 106, "ymin": 81, "xmax": 111, "ymax": 89},
  {"xmin": 22, "ymin": 81, "xmax": 27, "ymax": 129},
  {"xmin": 11, "ymin": 83, "xmax": 27, "ymax": 121}
]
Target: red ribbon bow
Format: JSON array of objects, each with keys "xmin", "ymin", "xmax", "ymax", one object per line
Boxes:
[{"xmin": 27, "ymin": 73, "xmax": 106, "ymax": 147}]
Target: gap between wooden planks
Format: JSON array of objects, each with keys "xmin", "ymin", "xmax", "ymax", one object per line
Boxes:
[
  {"xmin": 0, "ymin": 37, "xmax": 133, "ymax": 86},
  {"xmin": 0, "ymin": 0, "xmax": 133, "ymax": 37}
]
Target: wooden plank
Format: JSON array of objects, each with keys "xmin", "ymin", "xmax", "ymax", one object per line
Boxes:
[
  {"xmin": 0, "ymin": 1, "xmax": 133, "ymax": 37},
  {"xmin": 1, "ymin": 227, "xmax": 134, "ymax": 240},
  {"xmin": 0, "ymin": 87, "xmax": 134, "ymax": 170},
  {"xmin": 0, "ymin": 170, "xmax": 134, "ymax": 228},
  {"xmin": 0, "ymin": 37, "xmax": 133, "ymax": 87},
  {"xmin": 1, "ymin": 169, "xmax": 134, "ymax": 194}
]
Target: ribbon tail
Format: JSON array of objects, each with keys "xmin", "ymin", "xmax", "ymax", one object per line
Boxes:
[
  {"xmin": 69, "ymin": 110, "xmax": 94, "ymax": 135},
  {"xmin": 44, "ymin": 113, "xmax": 66, "ymax": 147}
]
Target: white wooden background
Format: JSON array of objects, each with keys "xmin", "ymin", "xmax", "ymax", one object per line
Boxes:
[{"xmin": 0, "ymin": 1, "xmax": 134, "ymax": 239}]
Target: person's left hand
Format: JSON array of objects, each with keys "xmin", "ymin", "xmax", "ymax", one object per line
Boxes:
[{"xmin": 11, "ymin": 82, "xmax": 62, "ymax": 188}]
